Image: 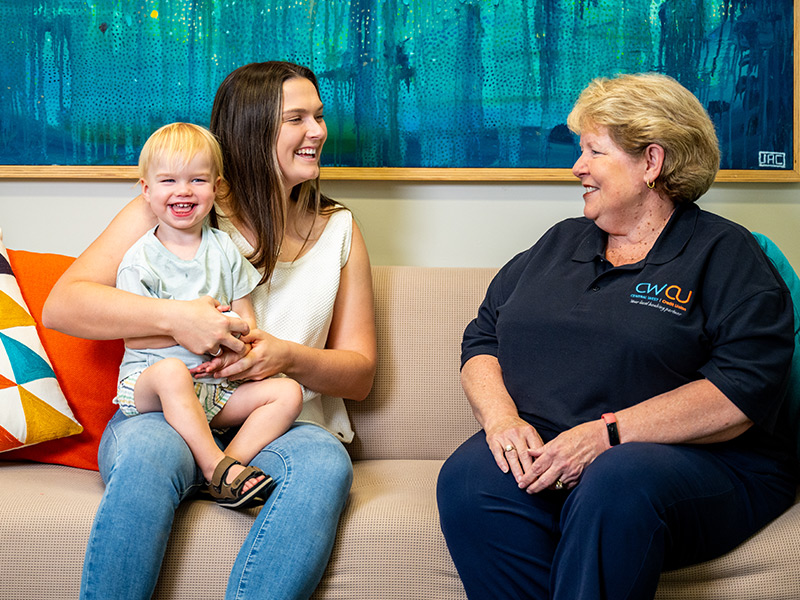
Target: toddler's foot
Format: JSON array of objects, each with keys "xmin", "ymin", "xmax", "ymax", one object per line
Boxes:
[
  {"xmin": 224, "ymin": 462, "xmax": 265, "ymax": 493},
  {"xmin": 206, "ymin": 455, "xmax": 273, "ymax": 509}
]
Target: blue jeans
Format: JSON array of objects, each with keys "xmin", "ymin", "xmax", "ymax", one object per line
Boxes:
[
  {"xmin": 80, "ymin": 411, "xmax": 353, "ymax": 600},
  {"xmin": 437, "ymin": 431, "xmax": 797, "ymax": 600}
]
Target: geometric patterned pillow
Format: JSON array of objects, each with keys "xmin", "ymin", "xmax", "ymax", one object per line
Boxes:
[{"xmin": 0, "ymin": 230, "xmax": 83, "ymax": 451}]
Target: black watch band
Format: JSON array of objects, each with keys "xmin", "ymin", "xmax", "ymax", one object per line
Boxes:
[{"xmin": 601, "ymin": 413, "xmax": 620, "ymax": 446}]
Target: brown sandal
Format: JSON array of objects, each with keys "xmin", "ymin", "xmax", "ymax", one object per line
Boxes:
[{"xmin": 206, "ymin": 456, "xmax": 273, "ymax": 509}]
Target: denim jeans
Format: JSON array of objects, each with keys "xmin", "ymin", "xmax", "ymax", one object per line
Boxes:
[{"xmin": 80, "ymin": 410, "xmax": 353, "ymax": 600}]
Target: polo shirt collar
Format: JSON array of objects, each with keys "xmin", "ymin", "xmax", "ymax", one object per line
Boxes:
[{"xmin": 572, "ymin": 203, "xmax": 699, "ymax": 265}]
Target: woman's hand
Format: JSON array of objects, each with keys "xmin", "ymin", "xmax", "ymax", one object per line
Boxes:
[
  {"xmin": 519, "ymin": 420, "xmax": 608, "ymax": 494},
  {"xmin": 165, "ymin": 296, "xmax": 249, "ymax": 356},
  {"xmin": 190, "ymin": 340, "xmax": 250, "ymax": 379},
  {"xmin": 122, "ymin": 297, "xmax": 250, "ymax": 356},
  {"xmin": 203, "ymin": 328, "xmax": 290, "ymax": 382},
  {"xmin": 484, "ymin": 414, "xmax": 545, "ymax": 484},
  {"xmin": 461, "ymin": 355, "xmax": 547, "ymax": 481}
]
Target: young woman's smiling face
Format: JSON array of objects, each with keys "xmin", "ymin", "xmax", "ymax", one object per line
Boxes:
[{"xmin": 277, "ymin": 77, "xmax": 327, "ymax": 190}]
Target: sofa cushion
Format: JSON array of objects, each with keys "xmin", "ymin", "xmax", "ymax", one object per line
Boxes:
[
  {"xmin": 656, "ymin": 489, "xmax": 800, "ymax": 599},
  {"xmin": 0, "ymin": 238, "xmax": 83, "ymax": 454},
  {"xmin": 316, "ymin": 459, "xmax": 466, "ymax": 599},
  {"xmin": 1, "ymin": 264, "xmax": 800, "ymax": 600},
  {"xmin": 347, "ymin": 266, "xmax": 494, "ymax": 461},
  {"xmin": 2, "ymin": 460, "xmax": 798, "ymax": 600},
  {"xmin": 2, "ymin": 250, "xmax": 122, "ymax": 470}
]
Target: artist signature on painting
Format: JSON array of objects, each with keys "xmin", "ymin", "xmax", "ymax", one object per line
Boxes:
[{"xmin": 759, "ymin": 151, "xmax": 786, "ymax": 168}]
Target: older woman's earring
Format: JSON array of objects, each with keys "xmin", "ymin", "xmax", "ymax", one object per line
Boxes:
[{"xmin": 647, "ymin": 180, "xmax": 656, "ymax": 189}]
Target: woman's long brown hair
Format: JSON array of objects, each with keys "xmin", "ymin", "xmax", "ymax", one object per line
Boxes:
[{"xmin": 209, "ymin": 61, "xmax": 341, "ymax": 284}]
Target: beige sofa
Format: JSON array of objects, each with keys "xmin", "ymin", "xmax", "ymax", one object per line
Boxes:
[{"xmin": 2, "ymin": 265, "xmax": 799, "ymax": 599}]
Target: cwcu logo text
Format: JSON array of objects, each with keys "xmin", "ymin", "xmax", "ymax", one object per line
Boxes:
[
  {"xmin": 629, "ymin": 282, "xmax": 693, "ymax": 314},
  {"xmin": 634, "ymin": 282, "xmax": 693, "ymax": 304}
]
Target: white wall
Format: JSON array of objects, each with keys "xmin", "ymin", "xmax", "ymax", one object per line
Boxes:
[{"xmin": 2, "ymin": 178, "xmax": 800, "ymax": 269}]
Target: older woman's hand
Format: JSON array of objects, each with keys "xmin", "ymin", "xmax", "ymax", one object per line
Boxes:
[
  {"xmin": 519, "ymin": 420, "xmax": 609, "ymax": 493},
  {"xmin": 485, "ymin": 415, "xmax": 545, "ymax": 483}
]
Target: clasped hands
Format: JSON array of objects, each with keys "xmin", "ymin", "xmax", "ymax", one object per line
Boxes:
[
  {"xmin": 168, "ymin": 297, "xmax": 288, "ymax": 383},
  {"xmin": 488, "ymin": 417, "xmax": 607, "ymax": 494},
  {"xmin": 190, "ymin": 328, "xmax": 290, "ymax": 382}
]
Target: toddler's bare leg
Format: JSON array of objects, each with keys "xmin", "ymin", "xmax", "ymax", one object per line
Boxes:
[
  {"xmin": 135, "ymin": 359, "xmax": 235, "ymax": 484},
  {"xmin": 211, "ymin": 377, "xmax": 304, "ymax": 465}
]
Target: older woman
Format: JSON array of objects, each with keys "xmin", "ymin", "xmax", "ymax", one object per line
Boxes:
[{"xmin": 437, "ymin": 73, "xmax": 798, "ymax": 600}]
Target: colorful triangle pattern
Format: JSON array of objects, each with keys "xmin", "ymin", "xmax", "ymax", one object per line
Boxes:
[
  {"xmin": 0, "ymin": 331, "xmax": 56, "ymax": 384},
  {"xmin": 0, "ymin": 241, "xmax": 83, "ymax": 452},
  {"xmin": 0, "ymin": 252, "xmax": 11, "ymax": 276},
  {"xmin": 0, "ymin": 424, "xmax": 22, "ymax": 450},
  {"xmin": 19, "ymin": 385, "xmax": 82, "ymax": 442},
  {"xmin": 0, "ymin": 290, "xmax": 36, "ymax": 329}
]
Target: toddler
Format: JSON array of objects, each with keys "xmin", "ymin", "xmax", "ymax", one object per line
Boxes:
[{"xmin": 114, "ymin": 122, "xmax": 302, "ymax": 509}]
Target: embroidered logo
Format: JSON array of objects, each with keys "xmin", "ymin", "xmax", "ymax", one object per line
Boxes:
[{"xmin": 629, "ymin": 282, "xmax": 693, "ymax": 316}]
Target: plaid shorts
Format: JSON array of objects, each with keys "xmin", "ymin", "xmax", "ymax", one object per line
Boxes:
[{"xmin": 115, "ymin": 371, "xmax": 240, "ymax": 423}]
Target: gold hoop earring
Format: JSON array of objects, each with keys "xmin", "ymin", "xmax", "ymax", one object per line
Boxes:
[{"xmin": 647, "ymin": 180, "xmax": 656, "ymax": 189}]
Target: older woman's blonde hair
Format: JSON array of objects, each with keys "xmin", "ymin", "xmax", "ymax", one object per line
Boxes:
[{"xmin": 567, "ymin": 73, "xmax": 720, "ymax": 204}]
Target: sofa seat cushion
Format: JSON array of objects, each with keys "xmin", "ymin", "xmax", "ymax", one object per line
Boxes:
[
  {"xmin": 2, "ymin": 463, "xmax": 799, "ymax": 599},
  {"xmin": 656, "ymin": 487, "xmax": 800, "ymax": 599},
  {"xmin": 160, "ymin": 459, "xmax": 469, "ymax": 600},
  {"xmin": 0, "ymin": 463, "xmax": 100, "ymax": 599},
  {"xmin": 315, "ymin": 458, "xmax": 465, "ymax": 599},
  {"xmin": 0, "ymin": 459, "xmax": 467, "ymax": 600}
]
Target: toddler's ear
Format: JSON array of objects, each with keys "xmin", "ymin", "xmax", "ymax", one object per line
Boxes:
[{"xmin": 140, "ymin": 178, "xmax": 151, "ymax": 201}]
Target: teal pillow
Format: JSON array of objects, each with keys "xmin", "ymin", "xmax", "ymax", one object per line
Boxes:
[{"xmin": 752, "ymin": 232, "xmax": 800, "ymax": 464}]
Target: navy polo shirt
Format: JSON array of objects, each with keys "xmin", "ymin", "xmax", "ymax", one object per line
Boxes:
[{"xmin": 462, "ymin": 204, "xmax": 794, "ymax": 452}]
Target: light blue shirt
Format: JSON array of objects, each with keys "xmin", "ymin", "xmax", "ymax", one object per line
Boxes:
[{"xmin": 116, "ymin": 222, "xmax": 261, "ymax": 383}]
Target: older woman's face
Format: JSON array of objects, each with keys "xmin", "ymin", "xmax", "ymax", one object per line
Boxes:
[{"xmin": 572, "ymin": 125, "xmax": 650, "ymax": 230}]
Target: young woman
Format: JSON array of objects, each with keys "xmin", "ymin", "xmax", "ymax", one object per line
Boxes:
[{"xmin": 43, "ymin": 61, "xmax": 377, "ymax": 600}]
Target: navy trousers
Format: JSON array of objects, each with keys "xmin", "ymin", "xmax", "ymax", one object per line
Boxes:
[{"xmin": 437, "ymin": 431, "xmax": 796, "ymax": 600}]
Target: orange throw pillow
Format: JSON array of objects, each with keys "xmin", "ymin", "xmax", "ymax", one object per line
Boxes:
[{"xmin": 3, "ymin": 250, "xmax": 122, "ymax": 470}]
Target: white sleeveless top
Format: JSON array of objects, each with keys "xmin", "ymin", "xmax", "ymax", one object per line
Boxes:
[{"xmin": 217, "ymin": 209, "xmax": 355, "ymax": 443}]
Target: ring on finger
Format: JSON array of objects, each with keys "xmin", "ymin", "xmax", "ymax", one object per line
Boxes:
[
  {"xmin": 554, "ymin": 479, "xmax": 565, "ymax": 490},
  {"xmin": 210, "ymin": 347, "xmax": 223, "ymax": 357},
  {"xmin": 504, "ymin": 444, "xmax": 515, "ymax": 453}
]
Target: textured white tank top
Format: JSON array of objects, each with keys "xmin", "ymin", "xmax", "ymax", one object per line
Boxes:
[{"xmin": 217, "ymin": 209, "xmax": 355, "ymax": 442}]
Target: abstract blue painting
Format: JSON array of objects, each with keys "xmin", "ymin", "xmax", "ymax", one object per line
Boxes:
[{"xmin": 0, "ymin": 0, "xmax": 794, "ymax": 172}]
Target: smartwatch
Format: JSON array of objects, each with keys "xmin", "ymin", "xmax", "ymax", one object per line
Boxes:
[{"xmin": 601, "ymin": 412, "xmax": 620, "ymax": 447}]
